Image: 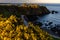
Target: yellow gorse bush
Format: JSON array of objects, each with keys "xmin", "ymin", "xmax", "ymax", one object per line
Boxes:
[{"xmin": 0, "ymin": 15, "xmax": 53, "ymax": 40}]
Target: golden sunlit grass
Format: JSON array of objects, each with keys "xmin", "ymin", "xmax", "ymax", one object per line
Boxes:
[{"xmin": 0, "ymin": 15, "xmax": 54, "ymax": 40}]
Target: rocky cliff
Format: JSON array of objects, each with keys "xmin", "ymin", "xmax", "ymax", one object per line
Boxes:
[{"xmin": 0, "ymin": 4, "xmax": 50, "ymax": 16}]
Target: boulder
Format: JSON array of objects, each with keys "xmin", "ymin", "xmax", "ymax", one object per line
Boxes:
[
  {"xmin": 51, "ymin": 10, "xmax": 58, "ymax": 14},
  {"xmin": 48, "ymin": 22, "xmax": 53, "ymax": 25}
]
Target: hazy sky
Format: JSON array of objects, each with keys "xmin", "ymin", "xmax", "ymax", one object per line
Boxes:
[{"xmin": 0, "ymin": 0, "xmax": 60, "ymax": 3}]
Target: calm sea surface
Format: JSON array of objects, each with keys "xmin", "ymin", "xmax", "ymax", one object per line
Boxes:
[{"xmin": 37, "ymin": 4, "xmax": 60, "ymax": 26}]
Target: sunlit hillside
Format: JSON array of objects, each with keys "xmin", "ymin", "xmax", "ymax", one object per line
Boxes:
[
  {"xmin": 0, "ymin": 15, "xmax": 53, "ymax": 40},
  {"xmin": 0, "ymin": 4, "xmax": 59, "ymax": 40}
]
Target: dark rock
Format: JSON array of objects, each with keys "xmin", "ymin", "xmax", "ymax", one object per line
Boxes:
[
  {"xmin": 45, "ymin": 23, "xmax": 48, "ymax": 26},
  {"xmin": 19, "ymin": 4, "xmax": 50, "ymax": 15},
  {"xmin": 33, "ymin": 22, "xmax": 43, "ymax": 26},
  {"xmin": 48, "ymin": 22, "xmax": 53, "ymax": 25},
  {"xmin": 55, "ymin": 11, "xmax": 58, "ymax": 13},
  {"xmin": 0, "ymin": 4, "xmax": 50, "ymax": 17},
  {"xmin": 51, "ymin": 10, "xmax": 58, "ymax": 14},
  {"xmin": 52, "ymin": 11, "xmax": 54, "ymax": 14},
  {"xmin": 51, "ymin": 26, "xmax": 60, "ymax": 36},
  {"xmin": 24, "ymin": 15, "xmax": 38, "ymax": 22}
]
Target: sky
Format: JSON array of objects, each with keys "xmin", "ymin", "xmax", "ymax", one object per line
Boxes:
[{"xmin": 0, "ymin": 0, "xmax": 60, "ymax": 3}]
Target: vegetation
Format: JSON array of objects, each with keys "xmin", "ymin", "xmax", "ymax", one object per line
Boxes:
[
  {"xmin": 0, "ymin": 14, "xmax": 59, "ymax": 40},
  {"xmin": 0, "ymin": 4, "xmax": 59, "ymax": 40},
  {"xmin": 0, "ymin": 4, "xmax": 50, "ymax": 16}
]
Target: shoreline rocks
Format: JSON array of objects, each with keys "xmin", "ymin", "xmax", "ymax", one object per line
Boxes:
[{"xmin": 51, "ymin": 10, "xmax": 58, "ymax": 14}]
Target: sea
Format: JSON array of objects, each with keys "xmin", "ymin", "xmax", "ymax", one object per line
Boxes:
[
  {"xmin": 36, "ymin": 4, "xmax": 60, "ymax": 28},
  {"xmin": 21, "ymin": 3, "xmax": 60, "ymax": 38},
  {"xmin": 22, "ymin": 4, "xmax": 60, "ymax": 27}
]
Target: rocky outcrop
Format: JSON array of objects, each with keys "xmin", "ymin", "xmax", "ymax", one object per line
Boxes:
[
  {"xmin": 19, "ymin": 4, "xmax": 50, "ymax": 15},
  {"xmin": 51, "ymin": 10, "xmax": 58, "ymax": 14},
  {"xmin": 0, "ymin": 4, "xmax": 50, "ymax": 22},
  {"xmin": 0, "ymin": 4, "xmax": 50, "ymax": 16}
]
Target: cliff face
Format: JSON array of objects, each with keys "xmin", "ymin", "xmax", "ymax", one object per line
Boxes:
[
  {"xmin": 19, "ymin": 4, "xmax": 50, "ymax": 15},
  {"xmin": 0, "ymin": 4, "xmax": 50, "ymax": 16}
]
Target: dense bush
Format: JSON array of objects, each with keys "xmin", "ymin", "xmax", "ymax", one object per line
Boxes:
[{"xmin": 0, "ymin": 15, "xmax": 54, "ymax": 40}]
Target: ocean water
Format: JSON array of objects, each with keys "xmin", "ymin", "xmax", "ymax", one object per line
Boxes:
[
  {"xmin": 37, "ymin": 4, "xmax": 60, "ymax": 26},
  {"xmin": 36, "ymin": 4, "xmax": 60, "ymax": 37},
  {"xmin": 22, "ymin": 4, "xmax": 60, "ymax": 27},
  {"xmin": 20, "ymin": 4, "xmax": 60, "ymax": 38},
  {"xmin": 23, "ymin": 4, "xmax": 60, "ymax": 26}
]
